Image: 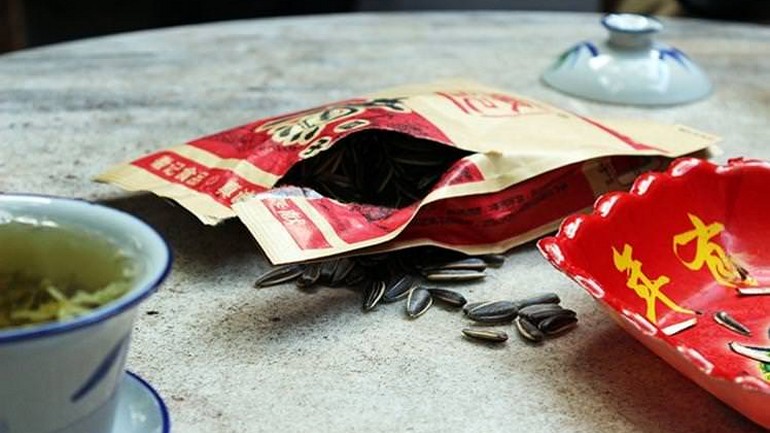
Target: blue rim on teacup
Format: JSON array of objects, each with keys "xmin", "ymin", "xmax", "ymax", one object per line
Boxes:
[{"xmin": 0, "ymin": 193, "xmax": 172, "ymax": 344}]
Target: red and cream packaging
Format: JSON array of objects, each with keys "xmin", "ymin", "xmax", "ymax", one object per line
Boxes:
[{"xmin": 97, "ymin": 80, "xmax": 719, "ymax": 264}]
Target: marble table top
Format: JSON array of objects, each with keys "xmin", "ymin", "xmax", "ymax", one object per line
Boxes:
[{"xmin": 2, "ymin": 11, "xmax": 770, "ymax": 433}]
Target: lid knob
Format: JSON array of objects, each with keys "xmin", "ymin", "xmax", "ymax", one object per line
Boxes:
[{"xmin": 602, "ymin": 14, "xmax": 663, "ymax": 49}]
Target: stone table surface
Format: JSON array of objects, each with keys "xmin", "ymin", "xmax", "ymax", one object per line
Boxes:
[{"xmin": 2, "ymin": 11, "xmax": 770, "ymax": 433}]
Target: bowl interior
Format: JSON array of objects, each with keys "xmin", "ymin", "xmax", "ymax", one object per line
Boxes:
[{"xmin": 541, "ymin": 159, "xmax": 770, "ymax": 383}]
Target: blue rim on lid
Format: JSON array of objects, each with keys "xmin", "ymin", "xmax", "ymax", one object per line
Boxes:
[
  {"xmin": 601, "ymin": 14, "xmax": 663, "ymax": 34},
  {"xmin": 0, "ymin": 194, "xmax": 172, "ymax": 345}
]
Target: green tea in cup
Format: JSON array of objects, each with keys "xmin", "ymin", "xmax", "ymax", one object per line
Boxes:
[{"xmin": 0, "ymin": 220, "xmax": 137, "ymax": 330}]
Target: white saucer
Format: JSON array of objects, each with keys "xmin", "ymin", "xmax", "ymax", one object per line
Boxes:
[{"xmin": 112, "ymin": 371, "xmax": 171, "ymax": 433}]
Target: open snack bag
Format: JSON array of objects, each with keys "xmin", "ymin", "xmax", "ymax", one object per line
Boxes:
[{"xmin": 97, "ymin": 80, "xmax": 719, "ymax": 264}]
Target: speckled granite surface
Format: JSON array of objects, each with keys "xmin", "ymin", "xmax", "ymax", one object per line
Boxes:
[{"xmin": 2, "ymin": 11, "xmax": 770, "ymax": 433}]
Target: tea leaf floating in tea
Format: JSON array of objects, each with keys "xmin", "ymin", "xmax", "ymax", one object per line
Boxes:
[{"xmin": 0, "ymin": 221, "xmax": 136, "ymax": 330}]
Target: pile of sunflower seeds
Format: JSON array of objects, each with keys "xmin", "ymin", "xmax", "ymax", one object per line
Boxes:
[
  {"xmin": 254, "ymin": 246, "xmax": 578, "ymax": 344},
  {"xmin": 276, "ymin": 130, "xmax": 471, "ymax": 208},
  {"xmin": 462, "ymin": 293, "xmax": 578, "ymax": 343}
]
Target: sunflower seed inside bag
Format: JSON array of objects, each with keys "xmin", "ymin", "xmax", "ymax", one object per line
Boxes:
[{"xmin": 277, "ymin": 130, "xmax": 471, "ymax": 208}]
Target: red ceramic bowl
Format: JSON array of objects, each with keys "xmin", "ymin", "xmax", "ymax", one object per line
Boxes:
[{"xmin": 538, "ymin": 157, "xmax": 770, "ymax": 429}]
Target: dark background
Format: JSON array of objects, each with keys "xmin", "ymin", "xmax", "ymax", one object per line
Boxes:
[{"xmin": 1, "ymin": 0, "xmax": 768, "ymax": 53}]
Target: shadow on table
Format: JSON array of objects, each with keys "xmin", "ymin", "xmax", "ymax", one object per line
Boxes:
[
  {"xmin": 100, "ymin": 193, "xmax": 363, "ymax": 334},
  {"xmin": 99, "ymin": 193, "xmax": 262, "ymax": 268},
  {"xmin": 216, "ymin": 286, "xmax": 361, "ymax": 339},
  {"xmin": 561, "ymin": 325, "xmax": 764, "ymax": 433}
]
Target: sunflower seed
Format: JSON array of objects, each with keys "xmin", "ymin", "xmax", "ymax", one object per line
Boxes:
[
  {"xmin": 517, "ymin": 304, "xmax": 570, "ymax": 323},
  {"xmin": 462, "ymin": 301, "xmax": 485, "ymax": 315},
  {"xmin": 376, "ymin": 165, "xmax": 395, "ymax": 194},
  {"xmin": 343, "ymin": 266, "xmax": 367, "ymax": 286},
  {"xmin": 406, "ymin": 287, "xmax": 433, "ymax": 318},
  {"xmin": 427, "ymin": 288, "xmax": 467, "ymax": 307},
  {"xmin": 254, "ymin": 264, "xmax": 305, "ymax": 288},
  {"xmin": 466, "ymin": 300, "xmax": 516, "ymax": 313},
  {"xmin": 462, "ymin": 328, "xmax": 508, "ymax": 343},
  {"xmin": 363, "ymin": 280, "xmax": 386, "ymax": 311},
  {"xmin": 330, "ymin": 258, "xmax": 355, "ymax": 286},
  {"xmin": 515, "ymin": 317, "xmax": 545, "ymax": 343},
  {"xmin": 513, "ymin": 293, "xmax": 561, "ymax": 309},
  {"xmin": 735, "ymin": 263, "xmax": 750, "ymax": 281},
  {"xmin": 327, "ymin": 174, "xmax": 355, "ymax": 190},
  {"xmin": 382, "ymin": 274, "xmax": 418, "ymax": 303},
  {"xmin": 314, "ymin": 148, "xmax": 345, "ymax": 175},
  {"xmin": 423, "ymin": 269, "xmax": 486, "ymax": 282},
  {"xmin": 390, "ymin": 154, "xmax": 448, "ymax": 167},
  {"xmin": 537, "ymin": 313, "xmax": 578, "ymax": 336},
  {"xmin": 736, "ymin": 287, "xmax": 770, "ymax": 296},
  {"xmin": 354, "ymin": 253, "xmax": 389, "ymax": 267},
  {"xmin": 660, "ymin": 317, "xmax": 698, "ymax": 336},
  {"xmin": 318, "ymin": 260, "xmax": 339, "ymax": 285},
  {"xmin": 466, "ymin": 300, "xmax": 518, "ymax": 323},
  {"xmin": 387, "ymin": 255, "xmax": 412, "ymax": 276},
  {"xmin": 277, "ymin": 130, "xmax": 471, "ymax": 208},
  {"xmin": 728, "ymin": 342, "xmax": 770, "ymax": 363},
  {"xmin": 713, "ymin": 311, "xmax": 751, "ymax": 336},
  {"xmin": 477, "ymin": 254, "xmax": 506, "ymax": 268},
  {"xmin": 296, "ymin": 264, "xmax": 321, "ymax": 288},
  {"xmin": 394, "ymin": 179, "xmax": 421, "ymax": 202},
  {"xmin": 421, "ymin": 258, "xmax": 486, "ymax": 272},
  {"xmin": 416, "ymin": 174, "xmax": 438, "ymax": 191}
]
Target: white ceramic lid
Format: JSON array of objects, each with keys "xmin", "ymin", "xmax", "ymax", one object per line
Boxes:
[{"xmin": 542, "ymin": 14, "xmax": 712, "ymax": 106}]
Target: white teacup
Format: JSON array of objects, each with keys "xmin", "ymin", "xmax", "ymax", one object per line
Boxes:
[{"xmin": 0, "ymin": 194, "xmax": 171, "ymax": 433}]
